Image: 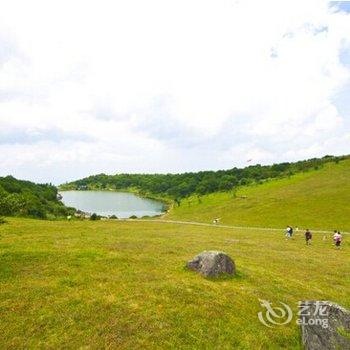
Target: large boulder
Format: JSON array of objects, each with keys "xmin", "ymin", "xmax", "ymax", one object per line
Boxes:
[
  {"xmin": 186, "ymin": 251, "xmax": 235, "ymax": 277},
  {"xmin": 299, "ymin": 301, "xmax": 350, "ymax": 350}
]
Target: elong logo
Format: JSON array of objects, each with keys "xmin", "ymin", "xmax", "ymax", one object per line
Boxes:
[
  {"xmin": 258, "ymin": 299, "xmax": 293, "ymax": 328},
  {"xmin": 257, "ymin": 299, "xmax": 329, "ymax": 329}
]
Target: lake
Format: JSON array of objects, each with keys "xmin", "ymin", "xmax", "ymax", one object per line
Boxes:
[{"xmin": 59, "ymin": 191, "xmax": 166, "ymax": 218}]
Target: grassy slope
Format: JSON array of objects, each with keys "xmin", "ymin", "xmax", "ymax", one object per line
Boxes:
[
  {"xmin": 167, "ymin": 159, "xmax": 350, "ymax": 231},
  {"xmin": 0, "ymin": 218, "xmax": 349, "ymax": 349}
]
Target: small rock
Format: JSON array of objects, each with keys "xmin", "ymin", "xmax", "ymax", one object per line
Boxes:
[
  {"xmin": 186, "ymin": 251, "xmax": 235, "ymax": 277},
  {"xmin": 299, "ymin": 300, "xmax": 350, "ymax": 350}
]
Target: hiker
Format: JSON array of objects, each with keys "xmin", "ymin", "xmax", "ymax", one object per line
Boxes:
[
  {"xmin": 213, "ymin": 218, "xmax": 220, "ymax": 224},
  {"xmin": 286, "ymin": 225, "xmax": 293, "ymax": 239},
  {"xmin": 333, "ymin": 231, "xmax": 342, "ymax": 249},
  {"xmin": 305, "ymin": 229, "xmax": 312, "ymax": 245}
]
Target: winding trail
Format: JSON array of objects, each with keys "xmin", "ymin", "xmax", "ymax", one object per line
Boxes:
[{"xmin": 120, "ymin": 218, "xmax": 349, "ymax": 235}]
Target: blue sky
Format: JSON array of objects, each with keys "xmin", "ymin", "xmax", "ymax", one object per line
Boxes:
[
  {"xmin": 331, "ymin": 1, "xmax": 350, "ymax": 13},
  {"xmin": 0, "ymin": 0, "xmax": 350, "ymax": 184}
]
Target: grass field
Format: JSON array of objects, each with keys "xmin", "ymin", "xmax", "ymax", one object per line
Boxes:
[
  {"xmin": 0, "ymin": 218, "xmax": 349, "ymax": 349},
  {"xmin": 167, "ymin": 159, "xmax": 350, "ymax": 231}
]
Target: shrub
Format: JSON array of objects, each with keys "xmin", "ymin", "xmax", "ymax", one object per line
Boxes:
[{"xmin": 90, "ymin": 213, "xmax": 100, "ymax": 220}]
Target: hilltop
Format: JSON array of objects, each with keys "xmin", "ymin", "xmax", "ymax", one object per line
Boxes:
[
  {"xmin": 3, "ymin": 155, "xmax": 349, "ymax": 229},
  {"xmin": 59, "ymin": 155, "xmax": 348, "ymax": 202},
  {"xmin": 167, "ymin": 158, "xmax": 350, "ymax": 231},
  {"xmin": 59, "ymin": 155, "xmax": 350, "ymax": 231}
]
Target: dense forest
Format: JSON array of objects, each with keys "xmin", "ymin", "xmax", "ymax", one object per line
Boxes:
[
  {"xmin": 0, "ymin": 176, "xmax": 74, "ymax": 219},
  {"xmin": 60, "ymin": 155, "xmax": 348, "ymax": 200}
]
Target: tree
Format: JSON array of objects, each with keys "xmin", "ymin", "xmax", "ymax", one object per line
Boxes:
[
  {"xmin": 90, "ymin": 213, "xmax": 99, "ymax": 220},
  {"xmin": 219, "ymin": 175, "xmax": 238, "ymax": 191}
]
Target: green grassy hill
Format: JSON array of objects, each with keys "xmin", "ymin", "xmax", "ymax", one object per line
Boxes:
[
  {"xmin": 60, "ymin": 155, "xmax": 347, "ymax": 202},
  {"xmin": 0, "ymin": 218, "xmax": 349, "ymax": 349},
  {"xmin": 0, "ymin": 176, "xmax": 73, "ymax": 219},
  {"xmin": 1, "ymin": 158, "xmax": 350, "ymax": 348},
  {"xmin": 167, "ymin": 159, "xmax": 350, "ymax": 231}
]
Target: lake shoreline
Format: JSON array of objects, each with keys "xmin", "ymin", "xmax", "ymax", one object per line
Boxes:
[
  {"xmin": 58, "ymin": 190, "xmax": 168, "ymax": 219},
  {"xmin": 59, "ymin": 187, "xmax": 172, "ymax": 209}
]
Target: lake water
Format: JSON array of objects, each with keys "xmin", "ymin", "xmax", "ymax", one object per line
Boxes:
[{"xmin": 59, "ymin": 191, "xmax": 165, "ymax": 218}]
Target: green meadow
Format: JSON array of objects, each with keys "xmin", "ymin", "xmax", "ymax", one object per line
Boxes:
[
  {"xmin": 0, "ymin": 218, "xmax": 349, "ymax": 349},
  {"xmin": 1, "ymin": 159, "xmax": 350, "ymax": 349},
  {"xmin": 167, "ymin": 159, "xmax": 350, "ymax": 232}
]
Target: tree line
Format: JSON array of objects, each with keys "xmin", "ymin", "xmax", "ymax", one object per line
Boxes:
[{"xmin": 60, "ymin": 155, "xmax": 348, "ymax": 200}]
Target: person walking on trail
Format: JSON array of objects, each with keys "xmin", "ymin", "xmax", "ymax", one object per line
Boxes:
[
  {"xmin": 305, "ymin": 229, "xmax": 312, "ymax": 245},
  {"xmin": 286, "ymin": 225, "xmax": 293, "ymax": 239},
  {"xmin": 333, "ymin": 231, "xmax": 342, "ymax": 249}
]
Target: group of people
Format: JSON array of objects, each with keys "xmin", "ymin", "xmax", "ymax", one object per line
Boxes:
[{"xmin": 285, "ymin": 225, "xmax": 343, "ymax": 248}]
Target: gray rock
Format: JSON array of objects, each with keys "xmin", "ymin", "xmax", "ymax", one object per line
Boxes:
[
  {"xmin": 186, "ymin": 251, "xmax": 235, "ymax": 277},
  {"xmin": 299, "ymin": 301, "xmax": 350, "ymax": 350}
]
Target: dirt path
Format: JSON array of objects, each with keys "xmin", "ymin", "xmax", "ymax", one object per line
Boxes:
[{"xmin": 120, "ymin": 218, "xmax": 349, "ymax": 235}]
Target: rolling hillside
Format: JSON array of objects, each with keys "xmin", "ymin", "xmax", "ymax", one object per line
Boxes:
[
  {"xmin": 1, "ymin": 158, "xmax": 349, "ymax": 348},
  {"xmin": 167, "ymin": 158, "xmax": 350, "ymax": 232},
  {"xmin": 60, "ymin": 155, "xmax": 347, "ymax": 202}
]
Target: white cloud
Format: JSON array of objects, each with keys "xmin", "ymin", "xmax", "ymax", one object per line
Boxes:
[{"xmin": 0, "ymin": 0, "xmax": 349, "ymax": 183}]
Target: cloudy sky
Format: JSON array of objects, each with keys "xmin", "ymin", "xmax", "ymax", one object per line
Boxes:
[{"xmin": 1, "ymin": 0, "xmax": 350, "ymax": 184}]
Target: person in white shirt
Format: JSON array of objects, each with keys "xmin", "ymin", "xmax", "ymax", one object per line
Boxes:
[
  {"xmin": 285, "ymin": 225, "xmax": 293, "ymax": 239},
  {"xmin": 333, "ymin": 230, "xmax": 342, "ymax": 248}
]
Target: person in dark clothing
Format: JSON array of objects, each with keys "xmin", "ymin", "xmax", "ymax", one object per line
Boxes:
[{"xmin": 305, "ymin": 229, "xmax": 312, "ymax": 245}]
